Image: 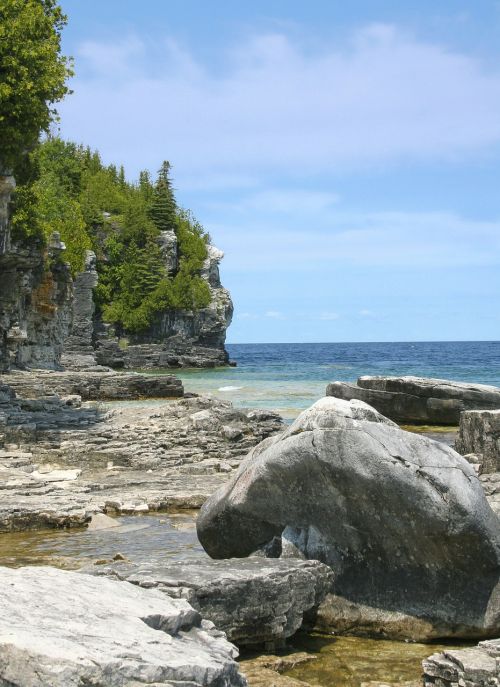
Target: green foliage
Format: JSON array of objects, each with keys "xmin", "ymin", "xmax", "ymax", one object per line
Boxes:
[
  {"xmin": 12, "ymin": 138, "xmax": 212, "ymax": 330},
  {"xmin": 0, "ymin": 0, "xmax": 73, "ymax": 171},
  {"xmin": 148, "ymin": 161, "xmax": 177, "ymax": 233}
]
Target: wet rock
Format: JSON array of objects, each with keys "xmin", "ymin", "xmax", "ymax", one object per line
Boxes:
[
  {"xmin": 0, "ymin": 565, "xmax": 245, "ymax": 686},
  {"xmin": 0, "ymin": 388, "xmax": 283, "ymax": 531},
  {"xmin": 326, "ymin": 376, "xmax": 500, "ymax": 425},
  {"xmin": 197, "ymin": 397, "xmax": 500, "ymax": 640},
  {"xmin": 456, "ymin": 409, "xmax": 500, "ymax": 474},
  {"xmin": 89, "ymin": 556, "xmax": 333, "ymax": 648},
  {"xmin": 423, "ymin": 638, "xmax": 500, "ymax": 687}
]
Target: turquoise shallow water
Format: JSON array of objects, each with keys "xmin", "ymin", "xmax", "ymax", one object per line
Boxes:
[{"xmin": 168, "ymin": 341, "xmax": 500, "ymax": 419}]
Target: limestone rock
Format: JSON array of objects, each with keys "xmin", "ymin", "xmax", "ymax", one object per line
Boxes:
[
  {"xmin": 2, "ymin": 368, "xmax": 183, "ymax": 400},
  {"xmin": 0, "ymin": 388, "xmax": 283, "ymax": 531},
  {"xmin": 456, "ymin": 409, "xmax": 500, "ymax": 474},
  {"xmin": 62, "ymin": 250, "xmax": 99, "ymax": 368},
  {"xmin": 90, "ymin": 556, "xmax": 333, "ymax": 648},
  {"xmin": 197, "ymin": 397, "xmax": 500, "ymax": 639},
  {"xmin": 0, "ymin": 565, "xmax": 246, "ymax": 686},
  {"xmin": 423, "ymin": 638, "xmax": 500, "ymax": 687},
  {"xmin": 326, "ymin": 376, "xmax": 500, "ymax": 425}
]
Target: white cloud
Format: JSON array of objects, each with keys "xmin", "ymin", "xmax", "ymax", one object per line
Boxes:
[
  {"xmin": 60, "ymin": 26, "xmax": 500, "ymax": 180},
  {"xmin": 265, "ymin": 310, "xmax": 286, "ymax": 319},
  {"xmin": 211, "ymin": 210, "xmax": 500, "ymax": 272},
  {"xmin": 318, "ymin": 311, "xmax": 340, "ymax": 320},
  {"xmin": 359, "ymin": 309, "xmax": 376, "ymax": 317}
]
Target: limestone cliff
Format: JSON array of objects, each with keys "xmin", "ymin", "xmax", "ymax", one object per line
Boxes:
[
  {"xmin": 94, "ymin": 241, "xmax": 233, "ymax": 369},
  {"xmin": 0, "ymin": 173, "xmax": 233, "ymax": 373},
  {"xmin": 0, "ymin": 176, "xmax": 73, "ymax": 372}
]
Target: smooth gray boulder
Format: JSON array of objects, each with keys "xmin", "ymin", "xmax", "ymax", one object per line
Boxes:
[
  {"xmin": 197, "ymin": 397, "xmax": 500, "ymax": 639},
  {"xmin": 456, "ymin": 409, "xmax": 500, "ymax": 474},
  {"xmin": 326, "ymin": 375, "xmax": 500, "ymax": 425},
  {"xmin": 423, "ymin": 638, "xmax": 500, "ymax": 687},
  {"xmin": 89, "ymin": 557, "xmax": 333, "ymax": 649},
  {"xmin": 0, "ymin": 565, "xmax": 245, "ymax": 686}
]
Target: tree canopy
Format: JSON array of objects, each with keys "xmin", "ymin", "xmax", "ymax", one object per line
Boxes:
[
  {"xmin": 0, "ymin": 0, "xmax": 73, "ymax": 171},
  {"xmin": 12, "ymin": 138, "xmax": 212, "ymax": 332}
]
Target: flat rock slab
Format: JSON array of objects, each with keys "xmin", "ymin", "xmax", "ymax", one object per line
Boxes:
[
  {"xmin": 326, "ymin": 376, "xmax": 500, "ymax": 425},
  {"xmin": 423, "ymin": 638, "xmax": 500, "ymax": 687},
  {"xmin": 0, "ymin": 565, "xmax": 245, "ymax": 686},
  {"xmin": 90, "ymin": 557, "xmax": 333, "ymax": 648},
  {"xmin": 0, "ymin": 389, "xmax": 283, "ymax": 532},
  {"xmin": 2, "ymin": 369, "xmax": 183, "ymax": 400}
]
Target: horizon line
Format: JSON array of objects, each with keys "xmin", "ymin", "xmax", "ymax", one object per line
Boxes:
[{"xmin": 225, "ymin": 339, "xmax": 500, "ymax": 345}]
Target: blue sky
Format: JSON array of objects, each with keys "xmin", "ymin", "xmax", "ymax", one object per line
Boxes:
[{"xmin": 57, "ymin": 0, "xmax": 500, "ymax": 343}]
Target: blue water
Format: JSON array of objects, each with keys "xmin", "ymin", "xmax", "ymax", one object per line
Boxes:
[{"xmin": 172, "ymin": 341, "xmax": 500, "ymax": 419}]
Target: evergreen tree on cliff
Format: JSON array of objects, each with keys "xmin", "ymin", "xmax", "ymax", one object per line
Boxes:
[
  {"xmin": 0, "ymin": 0, "xmax": 72, "ymax": 173},
  {"xmin": 149, "ymin": 161, "xmax": 177, "ymax": 233}
]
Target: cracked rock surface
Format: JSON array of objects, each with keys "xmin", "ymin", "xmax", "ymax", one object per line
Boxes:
[
  {"xmin": 2, "ymin": 368, "xmax": 184, "ymax": 400},
  {"xmin": 197, "ymin": 397, "xmax": 500, "ymax": 639},
  {"xmin": 88, "ymin": 557, "xmax": 333, "ymax": 648},
  {"xmin": 0, "ymin": 383, "xmax": 283, "ymax": 531},
  {"xmin": 423, "ymin": 638, "xmax": 500, "ymax": 687},
  {"xmin": 0, "ymin": 565, "xmax": 246, "ymax": 686}
]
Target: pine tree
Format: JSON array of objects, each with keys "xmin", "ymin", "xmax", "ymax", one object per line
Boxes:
[
  {"xmin": 138, "ymin": 170, "xmax": 153, "ymax": 201},
  {"xmin": 118, "ymin": 165, "xmax": 126, "ymax": 188},
  {"xmin": 149, "ymin": 161, "xmax": 177, "ymax": 233}
]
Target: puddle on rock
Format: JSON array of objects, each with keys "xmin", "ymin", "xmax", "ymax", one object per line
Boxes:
[
  {"xmin": 282, "ymin": 633, "xmax": 467, "ymax": 687},
  {"xmin": 0, "ymin": 512, "xmax": 206, "ymax": 569}
]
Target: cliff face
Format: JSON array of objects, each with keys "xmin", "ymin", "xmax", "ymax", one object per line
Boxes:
[
  {"xmin": 94, "ymin": 243, "xmax": 234, "ymax": 369},
  {"xmin": 0, "ymin": 176, "xmax": 73, "ymax": 372},
  {"xmin": 0, "ymin": 173, "xmax": 233, "ymax": 373}
]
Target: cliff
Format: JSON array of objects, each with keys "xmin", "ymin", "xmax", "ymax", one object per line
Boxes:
[
  {"xmin": 1, "ymin": 162, "xmax": 233, "ymax": 373},
  {"xmin": 0, "ymin": 176, "xmax": 73, "ymax": 372},
  {"xmin": 93, "ymin": 240, "xmax": 234, "ymax": 369}
]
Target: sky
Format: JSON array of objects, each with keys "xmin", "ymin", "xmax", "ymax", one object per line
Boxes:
[{"xmin": 57, "ymin": 0, "xmax": 500, "ymax": 343}]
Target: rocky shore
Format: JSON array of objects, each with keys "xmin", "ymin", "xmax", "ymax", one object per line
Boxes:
[
  {"xmin": 1, "ymin": 373, "xmax": 499, "ymax": 686},
  {"xmin": 1, "ymin": 368, "xmax": 183, "ymax": 400},
  {"xmin": 0, "ymin": 382, "xmax": 283, "ymax": 531}
]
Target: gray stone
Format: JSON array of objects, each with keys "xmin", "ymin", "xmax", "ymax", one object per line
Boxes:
[
  {"xmin": 326, "ymin": 376, "xmax": 500, "ymax": 425},
  {"xmin": 197, "ymin": 397, "xmax": 500, "ymax": 640},
  {"xmin": 456, "ymin": 409, "xmax": 500, "ymax": 474},
  {"xmin": 89, "ymin": 556, "xmax": 333, "ymax": 648},
  {"xmin": 423, "ymin": 638, "xmax": 500, "ymax": 687},
  {"xmin": 0, "ymin": 565, "xmax": 245, "ymax": 686},
  {"xmin": 62, "ymin": 249, "xmax": 99, "ymax": 367},
  {"xmin": 2, "ymin": 368, "xmax": 183, "ymax": 400},
  {"xmin": 0, "ymin": 387, "xmax": 283, "ymax": 531},
  {"xmin": 158, "ymin": 229, "xmax": 178, "ymax": 277}
]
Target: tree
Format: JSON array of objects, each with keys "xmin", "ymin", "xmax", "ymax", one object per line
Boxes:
[
  {"xmin": 149, "ymin": 161, "xmax": 177, "ymax": 233},
  {"xmin": 0, "ymin": 0, "xmax": 73, "ymax": 172}
]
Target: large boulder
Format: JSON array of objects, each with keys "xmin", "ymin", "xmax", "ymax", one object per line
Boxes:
[
  {"xmin": 197, "ymin": 397, "xmax": 500, "ymax": 639},
  {"xmin": 0, "ymin": 565, "xmax": 245, "ymax": 686},
  {"xmin": 326, "ymin": 376, "xmax": 500, "ymax": 425}
]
